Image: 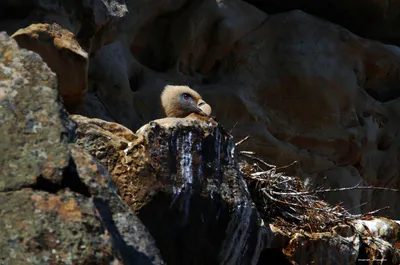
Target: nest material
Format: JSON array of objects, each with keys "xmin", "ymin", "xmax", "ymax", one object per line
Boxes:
[{"xmin": 238, "ymin": 152, "xmax": 387, "ymax": 235}]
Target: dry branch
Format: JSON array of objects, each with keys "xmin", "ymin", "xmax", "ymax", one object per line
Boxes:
[{"xmin": 238, "ymin": 150, "xmax": 394, "ymax": 234}]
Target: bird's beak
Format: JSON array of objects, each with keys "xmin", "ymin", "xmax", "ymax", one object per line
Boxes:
[{"xmin": 196, "ymin": 99, "xmax": 212, "ymax": 117}]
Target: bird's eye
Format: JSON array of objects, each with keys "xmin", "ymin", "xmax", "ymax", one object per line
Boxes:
[{"xmin": 181, "ymin": 93, "xmax": 191, "ymax": 101}]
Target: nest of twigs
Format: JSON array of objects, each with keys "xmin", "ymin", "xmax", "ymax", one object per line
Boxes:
[{"xmin": 238, "ymin": 149, "xmax": 394, "ymax": 235}]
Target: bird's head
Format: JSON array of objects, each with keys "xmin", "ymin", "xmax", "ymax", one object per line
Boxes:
[{"xmin": 161, "ymin": 85, "xmax": 212, "ymax": 118}]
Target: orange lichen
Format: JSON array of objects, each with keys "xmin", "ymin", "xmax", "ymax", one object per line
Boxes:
[{"xmin": 31, "ymin": 194, "xmax": 82, "ymax": 221}]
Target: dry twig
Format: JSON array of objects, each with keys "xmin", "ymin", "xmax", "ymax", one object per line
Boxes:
[
  {"xmin": 235, "ymin": 135, "xmax": 250, "ymax": 146},
  {"xmin": 238, "ymin": 150, "xmax": 394, "ymax": 234}
]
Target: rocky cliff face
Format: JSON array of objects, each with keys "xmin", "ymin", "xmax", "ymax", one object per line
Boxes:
[
  {"xmin": 2, "ymin": 0, "xmax": 399, "ymax": 218},
  {"xmin": 71, "ymin": 114, "xmax": 265, "ymax": 265},
  {"xmin": 0, "ymin": 33, "xmax": 164, "ymax": 265},
  {"xmin": 1, "ymin": 0, "xmax": 400, "ymax": 264}
]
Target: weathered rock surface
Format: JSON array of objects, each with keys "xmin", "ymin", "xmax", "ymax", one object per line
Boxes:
[
  {"xmin": 2, "ymin": 0, "xmax": 400, "ymax": 263},
  {"xmin": 71, "ymin": 114, "xmax": 400, "ymax": 265},
  {"xmin": 1, "ymin": 0, "xmax": 398, "ymax": 220},
  {"xmin": 274, "ymin": 217, "xmax": 400, "ymax": 264},
  {"xmin": 0, "ymin": 0, "xmax": 128, "ymax": 54},
  {"xmin": 78, "ymin": 2, "xmax": 400, "ymax": 218},
  {"xmin": 0, "ymin": 32, "xmax": 163, "ymax": 265},
  {"xmin": 0, "ymin": 29, "xmax": 71, "ymax": 191},
  {"xmin": 72, "ymin": 114, "xmax": 266, "ymax": 265},
  {"xmin": 12, "ymin": 23, "xmax": 89, "ymax": 113},
  {"xmin": 244, "ymin": 0, "xmax": 400, "ymax": 45}
]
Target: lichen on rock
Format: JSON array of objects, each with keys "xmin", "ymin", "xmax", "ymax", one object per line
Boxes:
[
  {"xmin": 2, "ymin": 0, "xmax": 400, "ymax": 263},
  {"xmin": 0, "ymin": 31, "xmax": 71, "ymax": 191},
  {"xmin": 0, "ymin": 32, "xmax": 164, "ymax": 265}
]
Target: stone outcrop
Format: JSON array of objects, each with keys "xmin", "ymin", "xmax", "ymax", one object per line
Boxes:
[
  {"xmin": 266, "ymin": 217, "xmax": 400, "ymax": 264},
  {"xmin": 12, "ymin": 23, "xmax": 89, "ymax": 113},
  {"xmin": 70, "ymin": 112, "xmax": 400, "ymax": 265},
  {"xmin": 1, "ymin": 0, "xmax": 400, "ymax": 263},
  {"xmin": 72, "ymin": 114, "xmax": 265, "ymax": 265},
  {"xmin": 73, "ymin": 1, "xmax": 400, "ymax": 218},
  {"xmin": 0, "ymin": 30, "xmax": 71, "ymax": 191},
  {"xmin": 71, "ymin": 112, "xmax": 400, "ymax": 265},
  {"xmin": 0, "ymin": 0, "xmax": 127, "ymax": 54},
  {"xmin": 0, "ymin": 32, "xmax": 163, "ymax": 265}
]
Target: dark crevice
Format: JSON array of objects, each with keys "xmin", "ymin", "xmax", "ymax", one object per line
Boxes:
[
  {"xmin": 356, "ymin": 243, "xmax": 371, "ymax": 265},
  {"xmin": 257, "ymin": 248, "xmax": 292, "ymax": 265},
  {"xmin": 129, "ymin": 69, "xmax": 144, "ymax": 92},
  {"xmin": 168, "ymin": 130, "xmax": 179, "ymax": 174},
  {"xmin": 353, "ymin": 161, "xmax": 363, "ymax": 174},
  {"xmin": 93, "ymin": 198, "xmax": 156, "ymax": 265},
  {"xmin": 130, "ymin": 0, "xmax": 200, "ymax": 72},
  {"xmin": 137, "ymin": 192, "xmax": 231, "ymax": 265},
  {"xmin": 28, "ymin": 158, "xmax": 91, "ymax": 197},
  {"xmin": 364, "ymin": 87, "xmax": 400, "ymax": 103},
  {"xmin": 0, "ymin": 4, "xmax": 33, "ymax": 20},
  {"xmin": 377, "ymin": 136, "xmax": 391, "ymax": 151},
  {"xmin": 29, "ymin": 176, "xmax": 63, "ymax": 194},
  {"xmin": 76, "ymin": 9, "xmax": 96, "ymax": 40},
  {"xmin": 130, "ymin": 15, "xmax": 175, "ymax": 72},
  {"xmin": 61, "ymin": 158, "xmax": 91, "ymax": 197}
]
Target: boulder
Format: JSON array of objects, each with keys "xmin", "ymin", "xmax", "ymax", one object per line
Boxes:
[
  {"xmin": 72, "ymin": 114, "xmax": 266, "ymax": 265},
  {"xmin": 12, "ymin": 23, "xmax": 89, "ymax": 113},
  {"xmin": 0, "ymin": 32, "xmax": 163, "ymax": 265},
  {"xmin": 0, "ymin": 0, "xmax": 128, "ymax": 54}
]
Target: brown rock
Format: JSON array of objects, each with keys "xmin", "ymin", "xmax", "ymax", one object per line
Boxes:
[
  {"xmin": 12, "ymin": 23, "xmax": 89, "ymax": 113},
  {"xmin": 219, "ymin": 10, "xmax": 400, "ymax": 216},
  {"xmin": 68, "ymin": 144, "xmax": 165, "ymax": 265},
  {"xmin": 281, "ymin": 228, "xmax": 359, "ymax": 264},
  {"xmin": 0, "ymin": 190, "xmax": 111, "ymax": 265},
  {"xmin": 72, "ymin": 114, "xmax": 266, "ymax": 265},
  {"xmin": 67, "ymin": 0, "xmax": 400, "ymax": 220},
  {"xmin": 0, "ymin": 143, "xmax": 165, "ymax": 265},
  {"xmin": 151, "ymin": 9, "xmax": 400, "ymax": 216},
  {"xmin": 0, "ymin": 0, "xmax": 128, "ymax": 55},
  {"xmin": 79, "ymin": 2, "xmax": 400, "ymax": 218},
  {"xmin": 71, "ymin": 114, "xmax": 400, "ymax": 265},
  {"xmin": 2, "ymin": 0, "xmax": 399, "ymax": 225}
]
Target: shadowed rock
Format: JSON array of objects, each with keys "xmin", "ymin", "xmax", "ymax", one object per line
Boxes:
[
  {"xmin": 72, "ymin": 114, "xmax": 266, "ymax": 265},
  {"xmin": 12, "ymin": 23, "xmax": 89, "ymax": 113},
  {"xmin": 243, "ymin": 0, "xmax": 400, "ymax": 45},
  {"xmin": 2, "ymin": 28, "xmax": 399, "ymax": 265},
  {"xmin": 0, "ymin": 32, "xmax": 164, "ymax": 265},
  {"xmin": 0, "ymin": 30, "xmax": 70, "ymax": 191},
  {"xmin": 1, "ymin": 0, "xmax": 400, "ymax": 222},
  {"xmin": 0, "ymin": 0, "xmax": 127, "ymax": 54}
]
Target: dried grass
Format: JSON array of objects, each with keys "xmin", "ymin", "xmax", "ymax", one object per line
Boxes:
[{"xmin": 238, "ymin": 149, "xmax": 395, "ymax": 235}]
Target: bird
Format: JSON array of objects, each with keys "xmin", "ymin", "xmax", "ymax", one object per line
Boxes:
[{"xmin": 161, "ymin": 85, "xmax": 212, "ymax": 118}]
